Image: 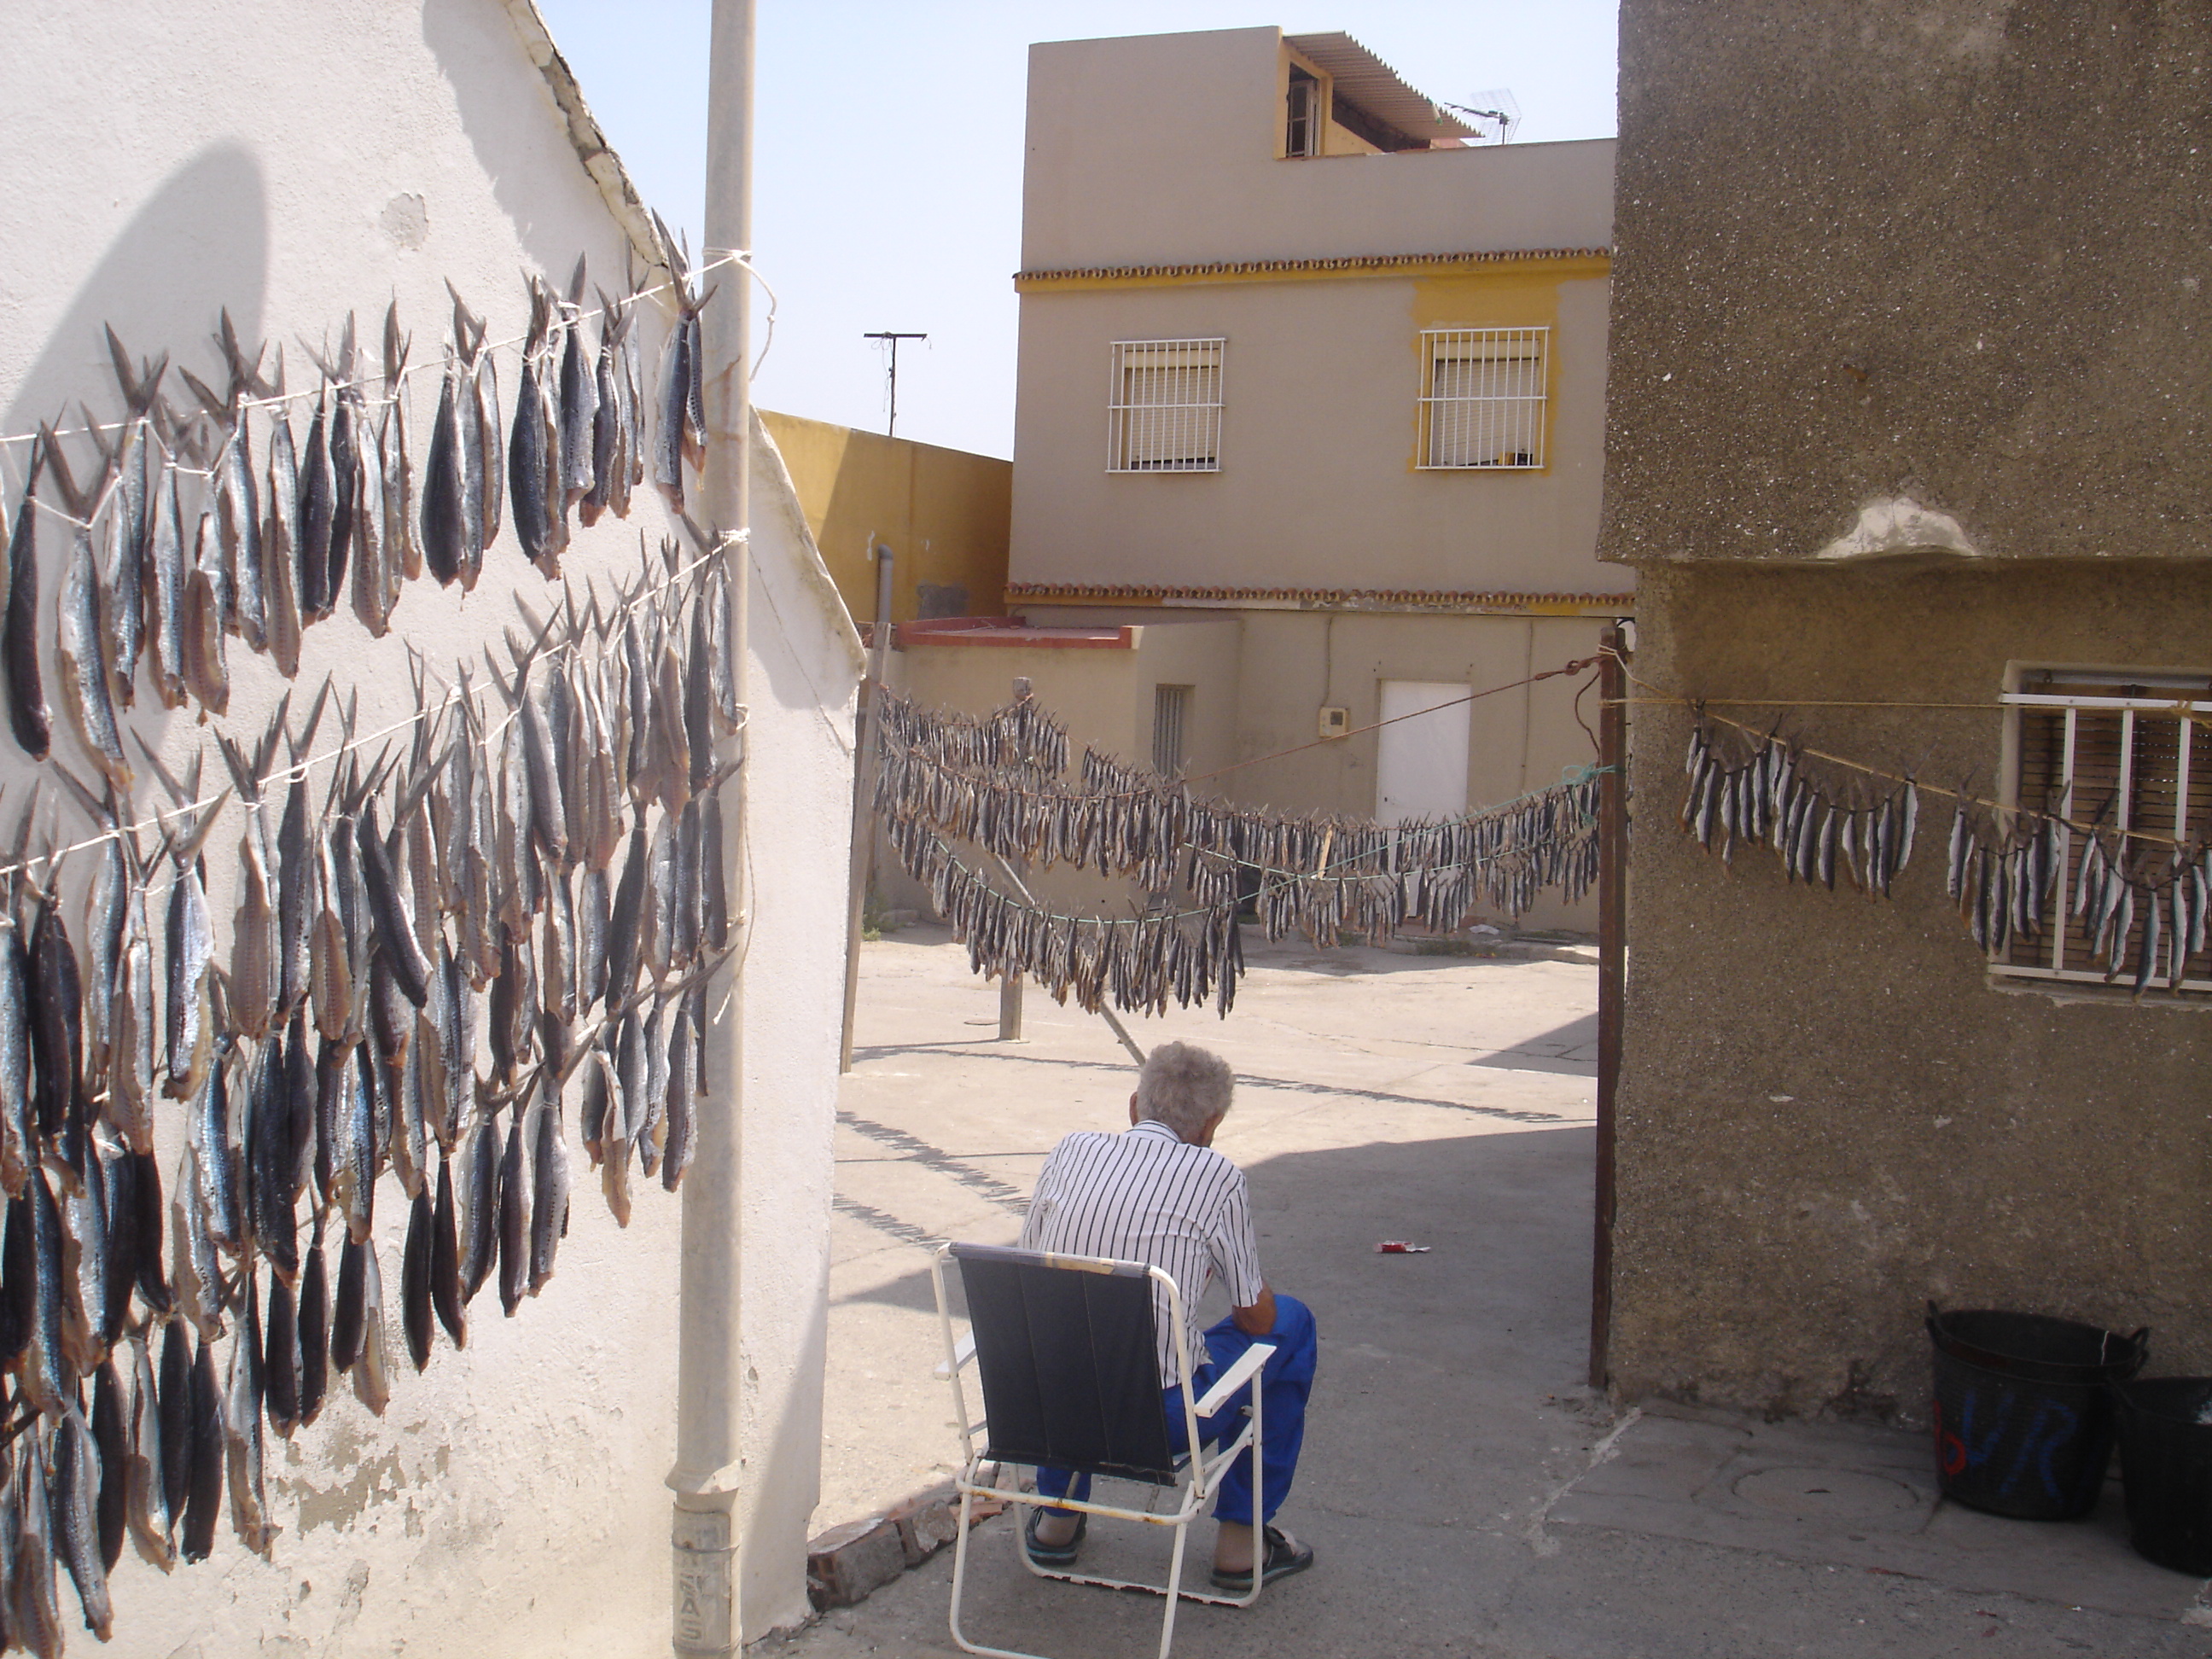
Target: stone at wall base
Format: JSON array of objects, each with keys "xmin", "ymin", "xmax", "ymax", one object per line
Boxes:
[{"xmin": 806, "ymin": 1481, "xmax": 1008, "ymax": 1610}]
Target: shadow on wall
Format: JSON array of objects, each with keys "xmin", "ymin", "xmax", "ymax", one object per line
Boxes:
[
  {"xmin": 421, "ymin": 0, "xmax": 632, "ymax": 282},
  {"xmin": 3, "ymin": 142, "xmax": 268, "ymax": 461},
  {"xmin": 0, "ymin": 142, "xmax": 265, "ymax": 869}
]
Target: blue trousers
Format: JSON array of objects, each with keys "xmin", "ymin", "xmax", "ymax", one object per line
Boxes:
[{"xmin": 1037, "ymin": 1295, "xmax": 1316, "ymax": 1528}]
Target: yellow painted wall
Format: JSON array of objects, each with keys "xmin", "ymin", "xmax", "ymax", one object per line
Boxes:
[
  {"xmin": 760, "ymin": 410, "xmax": 1010, "ymax": 626},
  {"xmin": 1406, "ymin": 266, "xmax": 1592, "ymax": 474}
]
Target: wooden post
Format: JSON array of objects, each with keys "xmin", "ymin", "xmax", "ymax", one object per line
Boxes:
[
  {"xmin": 1590, "ymin": 624, "xmax": 1628, "ymax": 1390},
  {"xmin": 837, "ymin": 545, "xmax": 894, "ymax": 1074},
  {"xmin": 998, "ymin": 676, "xmax": 1031, "ymax": 1042}
]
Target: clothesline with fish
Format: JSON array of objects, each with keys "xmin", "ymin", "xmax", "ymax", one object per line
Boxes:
[
  {"xmin": 0, "ymin": 240, "xmax": 760, "ymax": 457},
  {"xmin": 871, "ymin": 681, "xmax": 1609, "ymax": 1017},
  {"xmin": 0, "ymin": 538, "xmax": 732, "ymax": 899},
  {"xmin": 0, "ymin": 223, "xmax": 763, "ymax": 1643},
  {"xmin": 1629, "ymin": 658, "xmax": 2212, "ymax": 992}
]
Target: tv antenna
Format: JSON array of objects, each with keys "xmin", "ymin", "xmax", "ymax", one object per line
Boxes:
[
  {"xmin": 864, "ymin": 331, "xmax": 928, "ymax": 436},
  {"xmin": 1441, "ymin": 89, "xmax": 1521, "ymax": 144}
]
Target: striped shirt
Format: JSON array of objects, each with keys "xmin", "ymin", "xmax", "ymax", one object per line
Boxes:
[{"xmin": 1018, "ymin": 1119, "xmax": 1266, "ymax": 1384}]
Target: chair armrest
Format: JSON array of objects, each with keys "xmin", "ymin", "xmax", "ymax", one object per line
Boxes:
[
  {"xmin": 933, "ymin": 1330, "xmax": 977, "ymax": 1379},
  {"xmin": 1193, "ymin": 1342, "xmax": 1275, "ymax": 1417}
]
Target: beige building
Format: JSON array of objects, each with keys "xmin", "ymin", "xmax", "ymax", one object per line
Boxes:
[{"xmin": 899, "ymin": 26, "xmax": 1623, "ymax": 929}]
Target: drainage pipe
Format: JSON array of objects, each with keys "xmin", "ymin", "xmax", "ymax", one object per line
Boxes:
[{"xmin": 671, "ymin": 0, "xmax": 754, "ymax": 1650}]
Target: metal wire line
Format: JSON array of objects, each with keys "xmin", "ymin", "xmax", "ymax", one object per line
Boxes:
[{"xmin": 0, "ymin": 537, "xmax": 736, "ymax": 889}]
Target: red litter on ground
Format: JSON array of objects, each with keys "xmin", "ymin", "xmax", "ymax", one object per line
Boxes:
[{"xmin": 1376, "ymin": 1242, "xmax": 1432, "ymax": 1254}]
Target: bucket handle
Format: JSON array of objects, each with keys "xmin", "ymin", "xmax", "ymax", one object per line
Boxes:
[{"xmin": 1926, "ymin": 1302, "xmax": 2152, "ymax": 1371}]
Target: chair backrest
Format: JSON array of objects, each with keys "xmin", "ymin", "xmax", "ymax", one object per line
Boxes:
[{"xmin": 952, "ymin": 1243, "xmax": 1179, "ymax": 1485}]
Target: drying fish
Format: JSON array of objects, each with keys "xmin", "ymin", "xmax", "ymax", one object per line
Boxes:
[
  {"xmin": 497, "ymin": 1109, "xmax": 528, "ymax": 1316},
  {"xmin": 528, "ymin": 1095, "xmax": 568, "ymax": 1295},
  {"xmin": 224, "ymin": 1271, "xmax": 277, "ymax": 1556},
  {"xmin": 18, "ymin": 1427, "xmax": 65, "ymax": 1656},
  {"xmin": 458, "ymin": 1110, "xmax": 500, "ymax": 1301},
  {"xmin": 180, "ymin": 1330, "xmax": 222, "ymax": 1563},
  {"xmin": 385, "ymin": 301, "xmax": 422, "ymax": 580},
  {"xmin": 125, "ymin": 1334, "xmax": 175, "ymax": 1571},
  {"xmin": 181, "ymin": 435, "xmax": 232, "ymax": 714},
  {"xmin": 98, "ymin": 330, "xmax": 167, "ymax": 708},
  {"xmin": 158, "ymin": 1319, "xmax": 190, "ymax": 1533},
  {"xmin": 53, "ymin": 1398, "xmax": 113, "ymax": 1638},
  {"xmin": 447, "ymin": 285, "xmax": 489, "ymax": 588},
  {"xmin": 511, "ymin": 280, "xmax": 563, "ymax": 576},
  {"xmin": 422, "ymin": 350, "xmax": 467, "ymax": 587},
  {"xmin": 351, "ymin": 1236, "xmax": 393, "ymax": 1417},
  {"xmin": 3, "ymin": 433, "xmax": 52, "ymax": 760},
  {"xmin": 95, "ymin": 1353, "xmax": 128, "ymax": 1574},
  {"xmin": 297, "ymin": 1225, "xmax": 330, "ymax": 1429}
]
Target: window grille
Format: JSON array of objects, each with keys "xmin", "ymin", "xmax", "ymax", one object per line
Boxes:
[
  {"xmin": 1108, "ymin": 340, "xmax": 1224, "ymax": 473},
  {"xmin": 1417, "ymin": 327, "xmax": 1548, "ymax": 469},
  {"xmin": 1996, "ymin": 667, "xmax": 2212, "ymax": 993},
  {"xmin": 1152, "ymin": 685, "xmax": 1192, "ymax": 776}
]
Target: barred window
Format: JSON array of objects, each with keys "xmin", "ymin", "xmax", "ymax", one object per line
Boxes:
[
  {"xmin": 1152, "ymin": 684, "xmax": 1191, "ymax": 776},
  {"xmin": 1108, "ymin": 340, "xmax": 1224, "ymax": 473},
  {"xmin": 1417, "ymin": 327, "xmax": 1548, "ymax": 469},
  {"xmin": 1997, "ymin": 667, "xmax": 2212, "ymax": 993}
]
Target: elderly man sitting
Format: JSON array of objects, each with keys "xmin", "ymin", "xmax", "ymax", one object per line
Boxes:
[{"xmin": 1016, "ymin": 1041, "xmax": 1318, "ymax": 1592}]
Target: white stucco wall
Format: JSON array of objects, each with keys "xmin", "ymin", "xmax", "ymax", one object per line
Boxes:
[{"xmin": 0, "ymin": 3, "xmax": 858, "ymax": 1652}]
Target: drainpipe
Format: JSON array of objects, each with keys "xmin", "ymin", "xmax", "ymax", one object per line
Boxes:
[{"xmin": 671, "ymin": 0, "xmax": 753, "ymax": 1651}]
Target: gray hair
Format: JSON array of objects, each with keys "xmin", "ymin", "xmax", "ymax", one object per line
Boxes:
[{"xmin": 1135, "ymin": 1042, "xmax": 1235, "ymax": 1139}]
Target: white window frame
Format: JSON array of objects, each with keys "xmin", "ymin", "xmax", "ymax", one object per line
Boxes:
[
  {"xmin": 1107, "ymin": 339, "xmax": 1224, "ymax": 474},
  {"xmin": 1417, "ymin": 326, "xmax": 1549, "ymax": 470},
  {"xmin": 1994, "ymin": 666, "xmax": 2212, "ymax": 994}
]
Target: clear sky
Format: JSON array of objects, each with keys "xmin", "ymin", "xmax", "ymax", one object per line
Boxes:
[{"xmin": 533, "ymin": 2, "xmax": 1619, "ymax": 461}]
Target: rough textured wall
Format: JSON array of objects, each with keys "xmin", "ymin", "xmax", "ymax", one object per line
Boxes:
[
  {"xmin": 0, "ymin": 2, "xmax": 859, "ymax": 1651},
  {"xmin": 1615, "ymin": 562, "xmax": 2212, "ymax": 1421},
  {"xmin": 1603, "ymin": 0, "xmax": 2212, "ymax": 567}
]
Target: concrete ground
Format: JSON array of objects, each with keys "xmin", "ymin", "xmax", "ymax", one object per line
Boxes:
[{"xmin": 797, "ymin": 925, "xmax": 2212, "ymax": 1658}]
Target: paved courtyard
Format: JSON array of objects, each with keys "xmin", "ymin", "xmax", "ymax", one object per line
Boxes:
[{"xmin": 796, "ymin": 926, "xmax": 2212, "ymax": 1657}]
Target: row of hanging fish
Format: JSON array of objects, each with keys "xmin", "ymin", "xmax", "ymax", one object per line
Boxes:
[
  {"xmin": 871, "ymin": 685, "xmax": 1067, "ymax": 779},
  {"xmin": 1679, "ymin": 719, "xmax": 1922, "ymax": 896},
  {"xmin": 1946, "ymin": 801, "xmax": 2212, "ymax": 992},
  {"xmin": 0, "ymin": 531, "xmax": 738, "ymax": 1642},
  {"xmin": 1184, "ymin": 786, "xmax": 1601, "ymax": 942},
  {"xmin": 882, "ymin": 814, "xmax": 1242, "ymax": 1019},
  {"xmin": 876, "ymin": 688, "xmax": 1603, "ymax": 927},
  {"xmin": 0, "ymin": 236, "xmax": 716, "ymax": 791}
]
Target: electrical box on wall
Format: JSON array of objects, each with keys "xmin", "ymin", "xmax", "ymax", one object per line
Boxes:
[{"xmin": 1318, "ymin": 706, "xmax": 1350, "ymax": 739}]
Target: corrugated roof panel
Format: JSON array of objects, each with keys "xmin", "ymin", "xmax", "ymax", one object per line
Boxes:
[{"xmin": 1284, "ymin": 31, "xmax": 1476, "ymax": 147}]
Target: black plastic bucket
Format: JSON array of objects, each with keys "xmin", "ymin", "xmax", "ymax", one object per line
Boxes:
[
  {"xmin": 2115, "ymin": 1377, "xmax": 2212, "ymax": 1575},
  {"xmin": 1926, "ymin": 1305, "xmax": 2148, "ymax": 1521}
]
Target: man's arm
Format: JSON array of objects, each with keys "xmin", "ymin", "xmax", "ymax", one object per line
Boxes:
[
  {"xmin": 1212, "ymin": 1170, "xmax": 1274, "ymax": 1336},
  {"xmin": 1231, "ymin": 1286, "xmax": 1276, "ymax": 1337}
]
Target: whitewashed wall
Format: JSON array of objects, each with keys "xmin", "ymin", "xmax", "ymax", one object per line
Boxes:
[{"xmin": 0, "ymin": 2, "xmax": 859, "ymax": 1652}]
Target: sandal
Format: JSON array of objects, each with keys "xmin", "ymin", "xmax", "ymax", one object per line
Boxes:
[
  {"xmin": 1022, "ymin": 1507, "xmax": 1086, "ymax": 1567},
  {"xmin": 1210, "ymin": 1524, "xmax": 1314, "ymax": 1592}
]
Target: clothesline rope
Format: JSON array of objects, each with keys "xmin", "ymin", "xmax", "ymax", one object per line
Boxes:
[
  {"xmin": 1615, "ymin": 652, "xmax": 2197, "ymax": 853},
  {"xmin": 0, "ymin": 249, "xmax": 748, "ymax": 454},
  {"xmin": 0, "ymin": 534, "xmax": 737, "ymax": 887}
]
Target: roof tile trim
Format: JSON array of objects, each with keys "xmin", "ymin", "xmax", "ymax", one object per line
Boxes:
[
  {"xmin": 1014, "ymin": 247, "xmax": 1612, "ymax": 285},
  {"xmin": 1007, "ymin": 581, "xmax": 1634, "ymax": 614}
]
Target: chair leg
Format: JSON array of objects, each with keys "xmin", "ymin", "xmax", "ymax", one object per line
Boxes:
[
  {"xmin": 948, "ymin": 1481, "xmax": 981, "ymax": 1655},
  {"xmin": 1156, "ymin": 1517, "xmax": 1190, "ymax": 1659}
]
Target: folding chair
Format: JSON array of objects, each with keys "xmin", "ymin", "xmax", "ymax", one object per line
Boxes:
[{"xmin": 930, "ymin": 1241, "xmax": 1277, "ymax": 1659}]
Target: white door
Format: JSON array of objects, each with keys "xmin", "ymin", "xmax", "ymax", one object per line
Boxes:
[{"xmin": 1376, "ymin": 680, "xmax": 1471, "ymax": 823}]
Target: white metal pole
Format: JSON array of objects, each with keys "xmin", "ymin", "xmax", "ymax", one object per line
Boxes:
[{"xmin": 671, "ymin": 0, "xmax": 753, "ymax": 1651}]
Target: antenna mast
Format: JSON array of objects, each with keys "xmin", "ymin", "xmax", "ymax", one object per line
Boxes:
[{"xmin": 863, "ymin": 330, "xmax": 928, "ymax": 436}]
